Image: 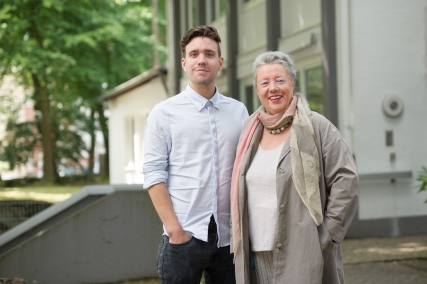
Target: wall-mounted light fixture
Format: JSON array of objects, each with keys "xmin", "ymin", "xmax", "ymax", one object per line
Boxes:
[{"xmin": 382, "ymin": 94, "xmax": 404, "ymax": 118}]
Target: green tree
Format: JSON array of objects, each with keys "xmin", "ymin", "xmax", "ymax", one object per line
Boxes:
[{"xmin": 0, "ymin": 0, "xmax": 166, "ymax": 183}]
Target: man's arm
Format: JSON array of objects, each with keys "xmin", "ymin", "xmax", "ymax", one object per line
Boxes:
[
  {"xmin": 143, "ymin": 105, "xmax": 190, "ymax": 244},
  {"xmin": 148, "ymin": 182, "xmax": 190, "ymax": 244}
]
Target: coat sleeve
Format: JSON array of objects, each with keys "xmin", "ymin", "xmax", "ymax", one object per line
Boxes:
[{"xmin": 317, "ymin": 115, "xmax": 359, "ymax": 243}]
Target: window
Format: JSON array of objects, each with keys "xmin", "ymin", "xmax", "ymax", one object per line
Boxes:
[
  {"xmin": 305, "ymin": 66, "xmax": 323, "ymax": 114},
  {"xmin": 220, "ymin": 0, "xmax": 226, "ymax": 16},
  {"xmin": 295, "ymin": 71, "xmax": 301, "ymax": 93},
  {"xmin": 181, "ymin": 0, "xmax": 189, "ymax": 35},
  {"xmin": 124, "ymin": 115, "xmax": 145, "ymax": 184},
  {"xmin": 125, "ymin": 116, "xmax": 135, "ymax": 168},
  {"xmin": 210, "ymin": 0, "xmax": 216, "ymax": 22},
  {"xmin": 296, "ymin": 62, "xmax": 324, "ymax": 115},
  {"xmin": 180, "ymin": 0, "xmax": 197, "ymax": 33},
  {"xmin": 208, "ymin": 0, "xmax": 227, "ymax": 22},
  {"xmin": 191, "ymin": 0, "xmax": 197, "ymax": 28},
  {"xmin": 245, "ymin": 85, "xmax": 254, "ymax": 114}
]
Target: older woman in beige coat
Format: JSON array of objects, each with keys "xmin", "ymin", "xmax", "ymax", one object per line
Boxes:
[{"xmin": 230, "ymin": 51, "xmax": 359, "ymax": 284}]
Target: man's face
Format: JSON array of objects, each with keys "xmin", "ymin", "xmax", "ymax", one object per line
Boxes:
[{"xmin": 181, "ymin": 36, "xmax": 224, "ymax": 90}]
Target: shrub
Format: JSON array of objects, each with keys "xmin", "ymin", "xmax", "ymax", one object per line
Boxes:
[{"xmin": 416, "ymin": 166, "xmax": 427, "ymax": 204}]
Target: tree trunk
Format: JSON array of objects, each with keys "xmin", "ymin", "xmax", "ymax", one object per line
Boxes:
[
  {"xmin": 152, "ymin": 0, "xmax": 159, "ymax": 67},
  {"xmin": 88, "ymin": 107, "xmax": 96, "ymax": 181},
  {"xmin": 96, "ymin": 102, "xmax": 109, "ymax": 179},
  {"xmin": 32, "ymin": 74, "xmax": 55, "ymax": 184}
]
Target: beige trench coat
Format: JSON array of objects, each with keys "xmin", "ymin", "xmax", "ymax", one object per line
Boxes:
[{"xmin": 233, "ymin": 112, "xmax": 359, "ymax": 284}]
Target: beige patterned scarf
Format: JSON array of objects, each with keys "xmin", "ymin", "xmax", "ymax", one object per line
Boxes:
[{"xmin": 230, "ymin": 94, "xmax": 323, "ymax": 259}]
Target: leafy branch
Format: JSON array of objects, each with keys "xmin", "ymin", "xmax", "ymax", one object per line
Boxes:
[{"xmin": 416, "ymin": 166, "xmax": 427, "ymax": 204}]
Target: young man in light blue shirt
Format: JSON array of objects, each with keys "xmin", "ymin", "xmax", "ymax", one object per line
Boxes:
[{"xmin": 143, "ymin": 25, "xmax": 248, "ymax": 283}]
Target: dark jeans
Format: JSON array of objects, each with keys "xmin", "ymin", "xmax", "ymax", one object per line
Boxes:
[{"xmin": 156, "ymin": 217, "xmax": 235, "ymax": 284}]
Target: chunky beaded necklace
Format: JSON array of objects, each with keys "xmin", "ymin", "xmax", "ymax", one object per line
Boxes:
[{"xmin": 265, "ymin": 117, "xmax": 293, "ymax": 134}]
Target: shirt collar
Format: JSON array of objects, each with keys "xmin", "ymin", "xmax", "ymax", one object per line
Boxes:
[{"xmin": 185, "ymin": 84, "xmax": 221, "ymax": 112}]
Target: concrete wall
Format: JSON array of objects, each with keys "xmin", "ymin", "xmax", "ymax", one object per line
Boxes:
[
  {"xmin": 0, "ymin": 190, "xmax": 163, "ymax": 284},
  {"xmin": 108, "ymin": 77, "xmax": 168, "ymax": 184}
]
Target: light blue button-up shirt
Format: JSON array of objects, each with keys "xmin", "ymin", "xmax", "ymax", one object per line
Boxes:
[{"xmin": 143, "ymin": 84, "xmax": 248, "ymax": 247}]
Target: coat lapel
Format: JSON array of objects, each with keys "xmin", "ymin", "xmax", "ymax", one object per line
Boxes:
[{"xmin": 277, "ymin": 131, "xmax": 291, "ymax": 164}]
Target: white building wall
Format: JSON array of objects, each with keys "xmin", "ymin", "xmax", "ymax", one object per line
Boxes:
[
  {"xmin": 346, "ymin": 0, "xmax": 427, "ymax": 219},
  {"xmin": 336, "ymin": 0, "xmax": 355, "ymax": 151},
  {"xmin": 107, "ymin": 77, "xmax": 168, "ymax": 184}
]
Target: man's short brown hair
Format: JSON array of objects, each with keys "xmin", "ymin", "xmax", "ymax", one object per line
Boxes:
[{"xmin": 179, "ymin": 25, "xmax": 222, "ymax": 57}]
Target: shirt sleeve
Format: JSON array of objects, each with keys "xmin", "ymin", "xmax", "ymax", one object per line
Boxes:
[{"xmin": 143, "ymin": 104, "xmax": 171, "ymax": 189}]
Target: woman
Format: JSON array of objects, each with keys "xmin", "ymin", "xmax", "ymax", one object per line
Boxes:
[{"xmin": 230, "ymin": 51, "xmax": 359, "ymax": 284}]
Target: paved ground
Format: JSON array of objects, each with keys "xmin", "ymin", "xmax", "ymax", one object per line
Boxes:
[
  {"xmin": 342, "ymin": 234, "xmax": 427, "ymax": 284},
  {"xmin": 113, "ymin": 234, "xmax": 427, "ymax": 284}
]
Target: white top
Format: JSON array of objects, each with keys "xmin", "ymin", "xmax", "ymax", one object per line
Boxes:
[
  {"xmin": 246, "ymin": 141, "xmax": 284, "ymax": 251},
  {"xmin": 143, "ymin": 84, "xmax": 248, "ymax": 247}
]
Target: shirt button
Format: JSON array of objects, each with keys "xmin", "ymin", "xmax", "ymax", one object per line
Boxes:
[
  {"xmin": 277, "ymin": 243, "xmax": 283, "ymax": 249},
  {"xmin": 277, "ymin": 168, "xmax": 285, "ymax": 174},
  {"xmin": 279, "ymin": 205, "xmax": 285, "ymax": 211}
]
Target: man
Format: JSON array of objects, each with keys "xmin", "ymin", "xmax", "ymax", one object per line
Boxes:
[{"xmin": 143, "ymin": 25, "xmax": 248, "ymax": 283}]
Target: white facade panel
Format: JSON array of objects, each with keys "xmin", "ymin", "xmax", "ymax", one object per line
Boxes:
[
  {"xmin": 238, "ymin": 1, "xmax": 267, "ymax": 54},
  {"xmin": 336, "ymin": 0, "xmax": 355, "ymax": 150},
  {"xmin": 280, "ymin": 0, "xmax": 321, "ymax": 36},
  {"xmin": 359, "ymin": 179, "xmax": 427, "ymax": 220},
  {"xmin": 349, "ymin": 0, "xmax": 427, "ymax": 219}
]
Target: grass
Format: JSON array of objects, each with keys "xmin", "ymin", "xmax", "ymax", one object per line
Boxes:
[
  {"xmin": 0, "ymin": 175, "xmax": 112, "ymax": 204},
  {"xmin": 0, "ymin": 175, "xmax": 110, "ymax": 203},
  {"xmin": 0, "ymin": 185, "xmax": 83, "ymax": 203}
]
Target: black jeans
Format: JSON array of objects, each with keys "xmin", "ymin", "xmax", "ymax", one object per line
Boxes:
[{"xmin": 156, "ymin": 217, "xmax": 235, "ymax": 284}]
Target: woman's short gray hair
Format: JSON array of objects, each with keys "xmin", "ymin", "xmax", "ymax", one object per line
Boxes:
[{"xmin": 253, "ymin": 51, "xmax": 297, "ymax": 88}]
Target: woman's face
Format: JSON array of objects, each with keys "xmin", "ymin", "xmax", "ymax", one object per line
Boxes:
[{"xmin": 255, "ymin": 63, "xmax": 295, "ymax": 115}]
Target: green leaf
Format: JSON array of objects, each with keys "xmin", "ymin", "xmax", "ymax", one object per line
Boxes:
[{"xmin": 416, "ymin": 166, "xmax": 427, "ymax": 204}]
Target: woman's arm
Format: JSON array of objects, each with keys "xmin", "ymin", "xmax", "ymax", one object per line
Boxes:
[{"xmin": 318, "ymin": 116, "xmax": 359, "ymax": 243}]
